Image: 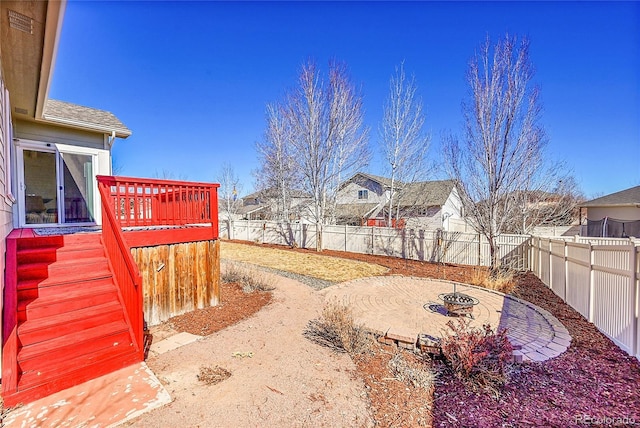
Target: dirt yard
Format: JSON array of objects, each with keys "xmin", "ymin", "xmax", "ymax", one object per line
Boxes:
[
  {"xmin": 136, "ymin": 271, "xmax": 374, "ymax": 427},
  {"xmin": 135, "ymin": 241, "xmax": 640, "ymax": 427}
]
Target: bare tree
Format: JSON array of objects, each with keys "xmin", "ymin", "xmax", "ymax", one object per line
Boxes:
[
  {"xmin": 444, "ymin": 34, "xmax": 563, "ymax": 271},
  {"xmin": 380, "ymin": 62, "xmax": 430, "ymax": 226},
  {"xmin": 111, "ymin": 156, "xmax": 125, "ymax": 176},
  {"xmin": 325, "ymin": 62, "xmax": 370, "ymax": 224},
  {"xmin": 217, "ymin": 162, "xmax": 243, "ymax": 223},
  {"xmin": 272, "ymin": 60, "xmax": 369, "ymax": 250},
  {"xmin": 256, "ymin": 102, "xmax": 300, "ymax": 221},
  {"xmin": 508, "ymin": 176, "xmax": 584, "ymax": 234},
  {"xmin": 153, "ymin": 169, "xmax": 189, "ymax": 181}
]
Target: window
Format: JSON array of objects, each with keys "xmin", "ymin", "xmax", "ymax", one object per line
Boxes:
[{"xmin": 358, "ymin": 189, "xmax": 368, "ymax": 200}]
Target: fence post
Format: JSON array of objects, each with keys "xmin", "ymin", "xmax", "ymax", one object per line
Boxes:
[
  {"xmin": 539, "ymin": 237, "xmax": 543, "ymax": 278},
  {"xmin": 548, "ymin": 239, "xmax": 553, "ymax": 289},
  {"xmin": 629, "ymin": 244, "xmax": 638, "ymax": 357},
  {"xmin": 477, "ymin": 233, "xmax": 482, "ymax": 267},
  {"xmin": 588, "ymin": 242, "xmax": 595, "ymax": 323},
  {"xmin": 345, "ymin": 224, "xmax": 348, "ymax": 252},
  {"xmin": 371, "ymin": 226, "xmax": 375, "ymax": 255},
  {"xmin": 564, "ymin": 240, "xmax": 568, "ymax": 302}
]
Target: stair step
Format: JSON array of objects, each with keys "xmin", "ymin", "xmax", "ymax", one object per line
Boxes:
[
  {"xmin": 17, "ymin": 266, "xmax": 112, "ymax": 289},
  {"xmin": 16, "ymin": 233, "xmax": 101, "ymax": 250},
  {"xmin": 18, "ymin": 286, "xmax": 119, "ymax": 322},
  {"xmin": 18, "ymin": 277, "xmax": 116, "ymax": 305},
  {"xmin": 18, "ymin": 257, "xmax": 110, "ymax": 281},
  {"xmin": 17, "ymin": 345, "xmax": 138, "ymax": 397},
  {"xmin": 18, "ymin": 321, "xmax": 131, "ymax": 365},
  {"xmin": 17, "ymin": 244, "xmax": 105, "ymax": 264},
  {"xmin": 18, "ymin": 276, "xmax": 114, "ymax": 298},
  {"xmin": 1, "ymin": 229, "xmax": 144, "ymax": 408},
  {"xmin": 18, "ymin": 301, "xmax": 125, "ymax": 346}
]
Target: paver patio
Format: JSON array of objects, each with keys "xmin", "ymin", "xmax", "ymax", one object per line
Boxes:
[{"xmin": 323, "ymin": 275, "xmax": 571, "ymax": 362}]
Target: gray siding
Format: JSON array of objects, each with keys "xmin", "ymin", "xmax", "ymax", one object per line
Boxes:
[{"xmin": 14, "ymin": 119, "xmax": 106, "ymax": 149}]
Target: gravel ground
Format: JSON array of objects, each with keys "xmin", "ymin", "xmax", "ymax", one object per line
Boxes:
[
  {"xmin": 224, "ymin": 259, "xmax": 336, "ymax": 290},
  {"xmin": 130, "ymin": 271, "xmax": 373, "ymax": 427}
]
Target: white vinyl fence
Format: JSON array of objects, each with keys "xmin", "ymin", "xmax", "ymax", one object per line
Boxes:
[
  {"xmin": 221, "ymin": 220, "xmax": 640, "ymax": 359},
  {"xmin": 530, "ymin": 237, "xmax": 640, "ymax": 358},
  {"xmin": 219, "ymin": 220, "xmax": 530, "ymax": 268}
]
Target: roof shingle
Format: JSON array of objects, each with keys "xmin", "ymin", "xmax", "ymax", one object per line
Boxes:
[
  {"xmin": 581, "ymin": 186, "xmax": 640, "ymax": 207},
  {"xmin": 395, "ymin": 180, "xmax": 457, "ymax": 207},
  {"xmin": 43, "ymin": 99, "xmax": 131, "ymax": 138}
]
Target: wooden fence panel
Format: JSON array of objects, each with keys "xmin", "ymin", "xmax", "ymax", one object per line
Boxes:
[{"xmin": 132, "ymin": 240, "xmax": 220, "ymax": 326}]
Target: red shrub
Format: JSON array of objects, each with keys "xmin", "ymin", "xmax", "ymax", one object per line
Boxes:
[{"xmin": 440, "ymin": 318, "xmax": 514, "ymax": 397}]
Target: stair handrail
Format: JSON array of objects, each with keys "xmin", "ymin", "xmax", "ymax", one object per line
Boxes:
[{"xmin": 97, "ymin": 176, "xmax": 144, "ymax": 358}]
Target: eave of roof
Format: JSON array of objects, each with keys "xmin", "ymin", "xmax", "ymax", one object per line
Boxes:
[
  {"xmin": 42, "ymin": 99, "xmax": 132, "ymax": 138},
  {"xmin": 581, "ymin": 186, "xmax": 640, "ymax": 208},
  {"xmin": 35, "ymin": 0, "xmax": 66, "ymax": 120}
]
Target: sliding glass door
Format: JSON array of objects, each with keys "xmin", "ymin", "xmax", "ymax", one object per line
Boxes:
[
  {"xmin": 61, "ymin": 152, "xmax": 95, "ymax": 223},
  {"xmin": 23, "ymin": 149, "xmax": 58, "ymax": 224},
  {"xmin": 19, "ymin": 146, "xmax": 96, "ymax": 226}
]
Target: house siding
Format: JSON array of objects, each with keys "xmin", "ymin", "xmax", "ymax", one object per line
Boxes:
[
  {"xmin": 13, "ymin": 135, "xmax": 112, "ymax": 227},
  {"xmin": 14, "ymin": 120, "xmax": 106, "ymax": 149},
  {"xmin": 405, "ymin": 207, "xmax": 443, "ymax": 230},
  {"xmin": 337, "ymin": 181, "xmax": 388, "ymax": 205},
  {"xmin": 587, "ymin": 207, "xmax": 640, "ymax": 222},
  {"xmin": 0, "ymin": 57, "xmax": 15, "ymax": 374},
  {"xmin": 442, "ymin": 188, "xmax": 463, "ymax": 219}
]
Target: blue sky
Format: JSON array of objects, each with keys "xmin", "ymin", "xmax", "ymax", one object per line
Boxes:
[{"xmin": 49, "ymin": 1, "xmax": 640, "ymax": 199}]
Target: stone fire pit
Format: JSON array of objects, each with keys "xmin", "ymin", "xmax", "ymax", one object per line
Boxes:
[{"xmin": 439, "ymin": 292, "xmax": 479, "ymax": 318}]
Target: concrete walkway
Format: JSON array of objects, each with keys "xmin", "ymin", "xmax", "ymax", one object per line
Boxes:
[
  {"xmin": 323, "ymin": 275, "xmax": 571, "ymax": 362},
  {"xmin": 2, "ymin": 363, "xmax": 171, "ymax": 428}
]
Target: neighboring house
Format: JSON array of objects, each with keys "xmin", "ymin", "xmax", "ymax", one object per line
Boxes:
[
  {"xmin": 335, "ymin": 172, "xmax": 466, "ymax": 231},
  {"xmin": 580, "ymin": 185, "xmax": 640, "ymax": 238},
  {"xmin": 334, "ymin": 173, "xmax": 390, "ymax": 225},
  {"xmin": 499, "ymin": 190, "xmax": 581, "ymax": 235},
  {"xmin": 1, "ymin": 1, "xmax": 221, "ymax": 406},
  {"xmin": 239, "ymin": 187, "xmax": 313, "ymax": 222}
]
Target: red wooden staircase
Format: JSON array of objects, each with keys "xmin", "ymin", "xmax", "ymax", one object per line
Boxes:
[{"xmin": 2, "ymin": 230, "xmax": 142, "ymax": 406}]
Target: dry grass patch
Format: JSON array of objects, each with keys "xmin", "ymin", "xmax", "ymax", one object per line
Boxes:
[
  {"xmin": 304, "ymin": 300, "xmax": 373, "ymax": 355},
  {"xmin": 221, "ymin": 241, "xmax": 388, "ymax": 283},
  {"xmin": 221, "ymin": 260, "xmax": 275, "ymax": 292},
  {"xmin": 389, "ymin": 351, "xmax": 436, "ymax": 391},
  {"xmin": 469, "ymin": 267, "xmax": 516, "ymax": 294}
]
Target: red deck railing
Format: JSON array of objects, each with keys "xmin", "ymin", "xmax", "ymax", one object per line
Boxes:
[
  {"xmin": 96, "ymin": 175, "xmax": 220, "ymax": 358},
  {"xmin": 96, "ymin": 175, "xmax": 219, "ymax": 238}
]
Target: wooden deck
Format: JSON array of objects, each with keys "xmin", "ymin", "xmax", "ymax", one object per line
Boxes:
[{"xmin": 2, "ymin": 176, "xmax": 221, "ymax": 407}]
